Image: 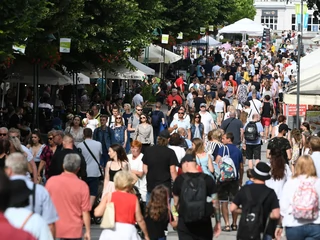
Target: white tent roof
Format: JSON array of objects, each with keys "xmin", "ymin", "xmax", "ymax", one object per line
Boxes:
[
  {"xmin": 283, "ymin": 94, "xmax": 320, "ymax": 105},
  {"xmin": 200, "ymin": 36, "xmax": 221, "ymax": 46},
  {"xmin": 300, "ymin": 48, "xmax": 320, "ymax": 71},
  {"xmin": 129, "ymin": 58, "xmax": 155, "ymax": 75},
  {"xmin": 219, "ymin": 18, "xmax": 267, "ymax": 35},
  {"xmin": 138, "ymin": 45, "xmax": 182, "ymax": 64}
]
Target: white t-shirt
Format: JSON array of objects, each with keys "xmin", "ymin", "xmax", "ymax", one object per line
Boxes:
[
  {"xmin": 249, "ymin": 99, "xmax": 262, "ymax": 115},
  {"xmin": 311, "ymin": 152, "xmax": 320, "ymax": 178},
  {"xmin": 5, "ymin": 208, "xmax": 53, "ymax": 240},
  {"xmin": 168, "ymin": 145, "xmax": 186, "ymax": 163},
  {"xmin": 83, "ymin": 118, "xmax": 99, "ymax": 132},
  {"xmin": 199, "ymin": 111, "xmax": 213, "ymax": 135},
  {"xmin": 128, "ymin": 153, "xmax": 147, "ymax": 202}
]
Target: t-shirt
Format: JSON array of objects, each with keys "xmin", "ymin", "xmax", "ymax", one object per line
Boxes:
[
  {"xmin": 145, "ymin": 211, "xmax": 169, "ymax": 239},
  {"xmin": 172, "ymin": 172, "xmax": 216, "ymax": 240},
  {"xmin": 199, "ymin": 111, "xmax": 213, "ymax": 135},
  {"xmin": 267, "ymin": 137, "xmax": 291, "ymax": 164},
  {"xmin": 142, "ymin": 145, "xmax": 179, "ymax": 193},
  {"xmin": 175, "ymin": 77, "xmax": 185, "ymax": 92},
  {"xmin": 249, "ymin": 99, "xmax": 262, "ymax": 115},
  {"xmin": 233, "ymin": 184, "xmax": 279, "ymax": 237},
  {"xmin": 9, "ymin": 113, "xmax": 20, "ymax": 129},
  {"xmin": 132, "ymin": 93, "xmax": 144, "ymax": 107},
  {"xmin": 193, "ymin": 96, "xmax": 206, "ymax": 112},
  {"xmin": 220, "ymin": 118, "xmax": 243, "ymax": 145}
]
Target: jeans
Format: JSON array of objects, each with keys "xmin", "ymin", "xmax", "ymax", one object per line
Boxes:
[
  {"xmin": 263, "ymin": 234, "xmax": 272, "ymax": 240},
  {"xmin": 158, "ymin": 237, "xmax": 166, "ymax": 240},
  {"xmin": 286, "ymin": 224, "xmax": 320, "ymax": 240}
]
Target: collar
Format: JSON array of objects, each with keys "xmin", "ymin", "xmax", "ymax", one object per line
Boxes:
[
  {"xmin": 61, "ymin": 172, "xmax": 78, "ymax": 178},
  {"xmin": 10, "ymin": 175, "xmax": 30, "ymax": 182}
]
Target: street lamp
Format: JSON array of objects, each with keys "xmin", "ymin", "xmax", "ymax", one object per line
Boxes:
[{"xmin": 296, "ymin": 0, "xmax": 303, "ymax": 127}]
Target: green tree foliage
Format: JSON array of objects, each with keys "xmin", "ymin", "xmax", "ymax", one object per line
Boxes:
[
  {"xmin": 226, "ymin": 0, "xmax": 256, "ymax": 24},
  {"xmin": 0, "ymin": 0, "xmax": 49, "ymax": 60}
]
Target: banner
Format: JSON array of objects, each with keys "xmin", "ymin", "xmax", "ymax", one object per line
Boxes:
[
  {"xmin": 200, "ymin": 27, "xmax": 206, "ymax": 35},
  {"xmin": 12, "ymin": 44, "xmax": 26, "ymax": 54},
  {"xmin": 209, "ymin": 25, "xmax": 214, "ymax": 32},
  {"xmin": 59, "ymin": 38, "xmax": 71, "ymax": 53},
  {"xmin": 161, "ymin": 34, "xmax": 169, "ymax": 44},
  {"xmin": 177, "ymin": 32, "xmax": 183, "ymax": 40}
]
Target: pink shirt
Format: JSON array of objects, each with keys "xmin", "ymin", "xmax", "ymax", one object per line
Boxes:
[{"xmin": 46, "ymin": 172, "xmax": 91, "ymax": 238}]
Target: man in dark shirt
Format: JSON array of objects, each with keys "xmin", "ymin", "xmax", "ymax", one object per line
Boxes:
[
  {"xmin": 193, "ymin": 89, "xmax": 206, "ymax": 112},
  {"xmin": 221, "ymin": 111, "xmax": 243, "ymax": 147},
  {"xmin": 47, "ymin": 134, "xmax": 87, "ymax": 181},
  {"xmin": 142, "ymin": 130, "xmax": 178, "ymax": 203}
]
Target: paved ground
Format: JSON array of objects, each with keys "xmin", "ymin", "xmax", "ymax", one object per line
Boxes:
[{"xmin": 89, "ymin": 142, "xmax": 269, "ymax": 240}]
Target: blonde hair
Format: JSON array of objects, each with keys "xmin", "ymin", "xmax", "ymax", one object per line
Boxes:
[
  {"xmin": 207, "ymin": 129, "xmax": 222, "ymax": 141},
  {"xmin": 192, "ymin": 138, "xmax": 205, "ymax": 154},
  {"xmin": 114, "ymin": 170, "xmax": 134, "ymax": 191},
  {"xmin": 293, "ymin": 155, "xmax": 317, "ymax": 178}
]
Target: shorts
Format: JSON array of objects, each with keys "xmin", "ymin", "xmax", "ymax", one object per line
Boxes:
[
  {"xmin": 261, "ymin": 117, "xmax": 271, "ymax": 127},
  {"xmin": 217, "ymin": 180, "xmax": 239, "ymax": 202},
  {"xmin": 86, "ymin": 177, "xmax": 99, "ymax": 196},
  {"xmin": 246, "ymin": 144, "xmax": 261, "ymax": 160}
]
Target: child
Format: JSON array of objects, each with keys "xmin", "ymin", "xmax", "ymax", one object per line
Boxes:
[
  {"xmin": 145, "ymin": 185, "xmax": 177, "ymax": 240},
  {"xmin": 245, "ymin": 169, "xmax": 254, "ymax": 185}
]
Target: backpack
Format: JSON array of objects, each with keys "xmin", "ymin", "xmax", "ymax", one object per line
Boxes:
[
  {"xmin": 237, "ymin": 187, "xmax": 272, "ymax": 240},
  {"xmin": 179, "ymin": 173, "xmax": 213, "ymax": 223},
  {"xmin": 218, "ymin": 146, "xmax": 237, "ymax": 182},
  {"xmin": 292, "ymin": 178, "xmax": 319, "ymax": 220},
  {"xmin": 151, "ymin": 111, "xmax": 162, "ymax": 128},
  {"xmin": 244, "ymin": 121, "xmax": 259, "ymax": 141}
]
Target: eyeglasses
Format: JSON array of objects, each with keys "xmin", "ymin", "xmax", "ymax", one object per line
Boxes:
[
  {"xmin": 136, "ymin": 109, "xmax": 142, "ymax": 111},
  {"xmin": 0, "ymin": 134, "xmax": 7, "ymax": 136},
  {"xmin": 48, "ymin": 137, "xmax": 53, "ymax": 140}
]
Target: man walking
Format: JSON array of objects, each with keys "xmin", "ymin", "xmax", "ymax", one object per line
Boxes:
[
  {"xmin": 216, "ymin": 132, "xmax": 243, "ymax": 232},
  {"xmin": 46, "ymin": 153, "xmax": 91, "ymax": 240},
  {"xmin": 78, "ymin": 128, "xmax": 102, "ymax": 206},
  {"xmin": 230, "ymin": 162, "xmax": 280, "ymax": 240},
  {"xmin": 173, "ymin": 154, "xmax": 221, "ymax": 239},
  {"xmin": 150, "ymin": 102, "xmax": 165, "ymax": 144},
  {"xmin": 47, "ymin": 134, "xmax": 87, "ymax": 181},
  {"xmin": 5, "ymin": 153, "xmax": 58, "ymax": 237},
  {"xmin": 267, "ymin": 124, "xmax": 292, "ymax": 164},
  {"xmin": 170, "ymin": 108, "xmax": 191, "ymax": 138},
  {"xmin": 221, "ymin": 111, "xmax": 243, "ymax": 148},
  {"xmin": 93, "ymin": 114, "xmax": 112, "ymax": 167},
  {"xmin": 199, "ymin": 103, "xmax": 216, "ymax": 138},
  {"xmin": 243, "ymin": 113, "xmax": 264, "ymax": 169}
]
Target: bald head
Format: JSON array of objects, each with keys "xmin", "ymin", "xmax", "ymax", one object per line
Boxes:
[{"xmin": 62, "ymin": 134, "xmax": 74, "ymax": 149}]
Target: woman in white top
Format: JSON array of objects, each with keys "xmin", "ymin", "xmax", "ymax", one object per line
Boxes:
[
  {"xmin": 277, "ymin": 155, "xmax": 320, "ymax": 240},
  {"xmin": 83, "ymin": 110, "xmax": 99, "ymax": 132},
  {"xmin": 127, "ymin": 140, "xmax": 147, "ymax": 203},
  {"xmin": 215, "ymin": 92, "xmax": 226, "ymax": 126},
  {"xmin": 64, "ymin": 115, "xmax": 84, "ymax": 146}
]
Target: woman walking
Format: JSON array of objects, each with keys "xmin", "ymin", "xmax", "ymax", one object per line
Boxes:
[{"xmin": 135, "ymin": 113, "xmax": 154, "ymax": 153}]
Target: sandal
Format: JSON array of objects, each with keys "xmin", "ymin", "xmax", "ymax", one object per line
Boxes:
[
  {"xmin": 222, "ymin": 225, "xmax": 231, "ymax": 232},
  {"xmin": 231, "ymin": 224, "xmax": 238, "ymax": 231}
]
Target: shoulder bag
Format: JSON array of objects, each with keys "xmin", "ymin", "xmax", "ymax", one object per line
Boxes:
[{"xmin": 100, "ymin": 192, "xmax": 115, "ymax": 229}]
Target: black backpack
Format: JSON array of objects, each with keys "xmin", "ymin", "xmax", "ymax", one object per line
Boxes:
[
  {"xmin": 151, "ymin": 111, "xmax": 162, "ymax": 128},
  {"xmin": 179, "ymin": 173, "xmax": 213, "ymax": 223},
  {"xmin": 237, "ymin": 187, "xmax": 272, "ymax": 240},
  {"xmin": 244, "ymin": 121, "xmax": 259, "ymax": 141}
]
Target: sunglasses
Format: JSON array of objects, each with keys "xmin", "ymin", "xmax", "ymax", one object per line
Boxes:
[
  {"xmin": 136, "ymin": 109, "xmax": 142, "ymax": 111},
  {"xmin": 178, "ymin": 112, "xmax": 184, "ymax": 114},
  {"xmin": 0, "ymin": 134, "xmax": 7, "ymax": 136},
  {"xmin": 48, "ymin": 137, "xmax": 53, "ymax": 140},
  {"xmin": 140, "ymin": 117, "xmax": 146, "ymax": 119},
  {"xmin": 195, "ymin": 116, "xmax": 200, "ymax": 119},
  {"xmin": 116, "ymin": 117, "xmax": 122, "ymax": 119}
]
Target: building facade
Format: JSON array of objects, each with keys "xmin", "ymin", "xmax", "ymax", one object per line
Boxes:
[{"xmin": 254, "ymin": 0, "xmax": 320, "ymax": 35}]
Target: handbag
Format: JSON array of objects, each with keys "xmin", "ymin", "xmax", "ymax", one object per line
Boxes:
[
  {"xmin": 83, "ymin": 141, "xmax": 104, "ymax": 181},
  {"xmin": 100, "ymin": 193, "xmax": 115, "ymax": 229}
]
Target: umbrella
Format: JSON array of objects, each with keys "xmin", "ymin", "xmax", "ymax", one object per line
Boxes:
[
  {"xmin": 138, "ymin": 44, "xmax": 182, "ymax": 64},
  {"xmin": 220, "ymin": 43, "xmax": 232, "ymax": 51}
]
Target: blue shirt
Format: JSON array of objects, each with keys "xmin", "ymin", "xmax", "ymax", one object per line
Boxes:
[
  {"xmin": 10, "ymin": 175, "xmax": 59, "ymax": 224},
  {"xmin": 243, "ymin": 122, "xmax": 264, "ymax": 145},
  {"xmin": 218, "ymin": 144, "xmax": 243, "ymax": 178}
]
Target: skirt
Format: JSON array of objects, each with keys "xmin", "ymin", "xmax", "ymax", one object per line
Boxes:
[{"xmin": 99, "ymin": 222, "xmax": 141, "ymax": 240}]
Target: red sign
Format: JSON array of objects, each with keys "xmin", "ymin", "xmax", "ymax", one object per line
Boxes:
[{"xmin": 284, "ymin": 104, "xmax": 307, "ymax": 116}]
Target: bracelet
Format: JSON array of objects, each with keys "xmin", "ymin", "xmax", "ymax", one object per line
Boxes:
[{"xmin": 276, "ymin": 225, "xmax": 283, "ymax": 229}]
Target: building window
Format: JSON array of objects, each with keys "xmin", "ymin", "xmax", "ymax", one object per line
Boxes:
[
  {"xmin": 261, "ymin": 16, "xmax": 278, "ymax": 30},
  {"xmin": 292, "ymin": 14, "xmax": 319, "ymax": 32},
  {"xmin": 292, "ymin": 14, "xmax": 296, "ymax": 30}
]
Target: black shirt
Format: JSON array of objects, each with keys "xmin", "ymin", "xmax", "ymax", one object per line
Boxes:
[
  {"xmin": 267, "ymin": 137, "xmax": 291, "ymax": 164},
  {"xmin": 9, "ymin": 113, "xmax": 20, "ymax": 129},
  {"xmin": 233, "ymin": 184, "xmax": 279, "ymax": 237},
  {"xmin": 221, "ymin": 118, "xmax": 243, "ymax": 145},
  {"xmin": 142, "ymin": 145, "xmax": 178, "ymax": 193},
  {"xmin": 261, "ymin": 102, "xmax": 272, "ymax": 118},
  {"xmin": 252, "ymin": 81, "xmax": 261, "ymax": 92},
  {"xmin": 145, "ymin": 211, "xmax": 170, "ymax": 239},
  {"xmin": 222, "ymin": 98, "xmax": 230, "ymax": 109},
  {"xmin": 47, "ymin": 148, "xmax": 87, "ymax": 181},
  {"xmin": 193, "ymin": 96, "xmax": 206, "ymax": 112},
  {"xmin": 173, "ymin": 172, "xmax": 216, "ymax": 240}
]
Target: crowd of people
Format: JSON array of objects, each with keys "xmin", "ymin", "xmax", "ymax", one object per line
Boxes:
[{"xmin": 1, "ymin": 39, "xmax": 320, "ymax": 240}]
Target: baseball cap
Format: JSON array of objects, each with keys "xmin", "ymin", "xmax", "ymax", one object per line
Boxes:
[
  {"xmin": 200, "ymin": 103, "xmax": 206, "ymax": 107},
  {"xmin": 279, "ymin": 124, "xmax": 291, "ymax": 132},
  {"xmin": 179, "ymin": 154, "xmax": 196, "ymax": 168}
]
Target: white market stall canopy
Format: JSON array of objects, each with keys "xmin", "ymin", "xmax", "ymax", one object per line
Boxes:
[
  {"xmin": 182, "ymin": 36, "xmax": 221, "ymax": 46},
  {"xmin": 83, "ymin": 58, "xmax": 155, "ymax": 80},
  {"xmin": 283, "ymin": 94, "xmax": 320, "ymax": 105},
  {"xmin": 138, "ymin": 44, "xmax": 182, "ymax": 64},
  {"xmin": 219, "ymin": 18, "xmax": 267, "ymax": 35}
]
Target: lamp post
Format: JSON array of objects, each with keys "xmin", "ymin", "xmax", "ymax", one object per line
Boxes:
[{"xmin": 296, "ymin": 0, "xmax": 303, "ymax": 127}]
